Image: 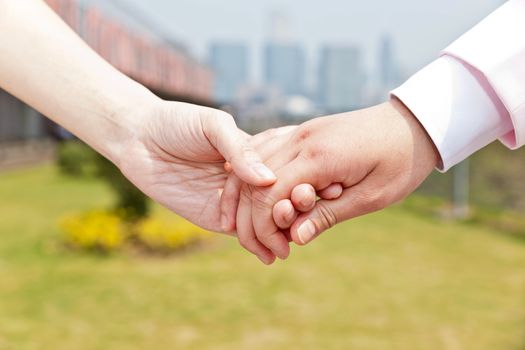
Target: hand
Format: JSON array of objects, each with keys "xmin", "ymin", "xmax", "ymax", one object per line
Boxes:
[
  {"xmin": 220, "ymin": 126, "xmax": 344, "ymax": 264},
  {"xmin": 114, "ymin": 100, "xmax": 276, "ymax": 232},
  {"xmin": 233, "ymin": 99, "xmax": 439, "ymax": 263}
]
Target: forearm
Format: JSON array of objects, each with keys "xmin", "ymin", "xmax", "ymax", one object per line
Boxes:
[{"xmin": 0, "ymin": 0, "xmax": 158, "ymax": 164}]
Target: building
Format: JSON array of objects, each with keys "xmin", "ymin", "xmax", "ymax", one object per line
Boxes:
[
  {"xmin": 209, "ymin": 43, "xmax": 249, "ymax": 103},
  {"xmin": 263, "ymin": 43, "xmax": 305, "ymax": 96},
  {"xmin": 318, "ymin": 45, "xmax": 364, "ymax": 113},
  {"xmin": 378, "ymin": 35, "xmax": 399, "ymax": 91}
]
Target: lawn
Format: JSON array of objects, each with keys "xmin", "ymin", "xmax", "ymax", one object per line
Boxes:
[{"xmin": 1, "ymin": 165, "xmax": 525, "ymax": 350}]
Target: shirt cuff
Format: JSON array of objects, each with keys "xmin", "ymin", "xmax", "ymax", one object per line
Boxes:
[{"xmin": 391, "ymin": 55, "xmax": 513, "ymax": 172}]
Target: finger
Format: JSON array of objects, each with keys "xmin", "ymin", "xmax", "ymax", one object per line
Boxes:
[
  {"xmin": 251, "ymin": 182, "xmax": 292, "ymax": 260},
  {"xmin": 221, "ymin": 128, "xmax": 297, "ymax": 233},
  {"xmin": 318, "ymin": 183, "xmax": 344, "ymax": 200},
  {"xmin": 283, "ymin": 229, "xmax": 293, "ymax": 242},
  {"xmin": 205, "ymin": 112, "xmax": 276, "ymax": 186},
  {"xmin": 236, "ymin": 184, "xmax": 276, "ymax": 265},
  {"xmin": 219, "ymin": 173, "xmax": 242, "ymax": 233},
  {"xmin": 271, "ymin": 183, "xmax": 341, "ymax": 232},
  {"xmin": 251, "ymin": 158, "xmax": 325, "ymax": 259},
  {"xmin": 290, "ymin": 177, "xmax": 384, "ymax": 246},
  {"xmin": 272, "ymin": 199, "xmax": 298, "ymax": 229},
  {"xmin": 290, "ymin": 184, "xmax": 317, "ymax": 212},
  {"xmin": 249, "ymin": 125, "xmax": 298, "ymax": 149},
  {"xmin": 223, "ymin": 125, "xmax": 296, "ymax": 175},
  {"xmin": 224, "ymin": 161, "xmax": 233, "ymax": 173}
]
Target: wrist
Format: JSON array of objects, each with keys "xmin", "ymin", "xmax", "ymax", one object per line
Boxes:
[
  {"xmin": 388, "ymin": 97, "xmax": 440, "ymax": 170},
  {"xmin": 96, "ymin": 84, "xmax": 161, "ymax": 167}
]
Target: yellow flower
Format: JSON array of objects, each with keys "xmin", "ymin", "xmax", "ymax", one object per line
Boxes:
[
  {"xmin": 60, "ymin": 211, "xmax": 125, "ymax": 252},
  {"xmin": 136, "ymin": 216, "xmax": 208, "ymax": 252},
  {"xmin": 60, "ymin": 210, "xmax": 209, "ymax": 254}
]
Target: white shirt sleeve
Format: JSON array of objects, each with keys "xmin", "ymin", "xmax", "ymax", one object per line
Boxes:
[
  {"xmin": 391, "ymin": 0, "xmax": 525, "ymax": 172},
  {"xmin": 391, "ymin": 56, "xmax": 513, "ymax": 171}
]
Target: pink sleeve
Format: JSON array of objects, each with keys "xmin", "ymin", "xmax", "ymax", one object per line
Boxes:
[
  {"xmin": 444, "ymin": 0, "xmax": 525, "ymax": 149},
  {"xmin": 391, "ymin": 0, "xmax": 525, "ymax": 171}
]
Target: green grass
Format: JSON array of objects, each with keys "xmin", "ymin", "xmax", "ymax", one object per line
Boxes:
[{"xmin": 1, "ymin": 165, "xmax": 525, "ymax": 350}]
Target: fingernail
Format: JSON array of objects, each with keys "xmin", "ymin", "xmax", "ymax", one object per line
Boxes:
[
  {"xmin": 252, "ymin": 164, "xmax": 276, "ymax": 181},
  {"xmin": 297, "ymin": 220, "xmax": 316, "ymax": 245}
]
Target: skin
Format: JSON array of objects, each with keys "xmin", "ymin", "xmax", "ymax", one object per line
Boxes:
[
  {"xmin": 117, "ymin": 101, "xmax": 276, "ymax": 232},
  {"xmin": 228, "ymin": 99, "xmax": 440, "ymax": 264},
  {"xmin": 220, "ymin": 126, "xmax": 344, "ymax": 263}
]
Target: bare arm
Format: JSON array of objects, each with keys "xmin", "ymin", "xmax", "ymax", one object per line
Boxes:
[
  {"xmin": 0, "ymin": 0, "xmax": 279, "ymax": 235},
  {"xmin": 0, "ymin": 0, "xmax": 154, "ymax": 165}
]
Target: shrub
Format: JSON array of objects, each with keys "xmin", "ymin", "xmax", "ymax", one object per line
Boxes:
[
  {"xmin": 60, "ymin": 210, "xmax": 209, "ymax": 255},
  {"xmin": 94, "ymin": 154, "xmax": 150, "ymax": 219},
  {"xmin": 60, "ymin": 210, "xmax": 125, "ymax": 253},
  {"xmin": 56, "ymin": 140, "xmax": 150, "ymax": 219},
  {"xmin": 135, "ymin": 217, "xmax": 209, "ymax": 254},
  {"xmin": 57, "ymin": 141, "xmax": 98, "ymax": 177}
]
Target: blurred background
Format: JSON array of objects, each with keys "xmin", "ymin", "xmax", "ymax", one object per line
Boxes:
[{"xmin": 2, "ymin": 1, "xmax": 525, "ymax": 349}]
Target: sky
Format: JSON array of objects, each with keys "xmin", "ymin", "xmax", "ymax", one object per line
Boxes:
[{"xmin": 115, "ymin": 0, "xmax": 504, "ymax": 84}]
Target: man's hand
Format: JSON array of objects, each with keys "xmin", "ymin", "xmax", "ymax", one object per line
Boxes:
[{"xmin": 233, "ymin": 99, "xmax": 439, "ymax": 263}]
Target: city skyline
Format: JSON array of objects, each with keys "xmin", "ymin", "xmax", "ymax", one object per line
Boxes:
[
  {"xmin": 209, "ymin": 43, "xmax": 249, "ymax": 103},
  {"xmin": 117, "ymin": 0, "xmax": 503, "ymax": 84},
  {"xmin": 264, "ymin": 42, "xmax": 306, "ymax": 96},
  {"xmin": 318, "ymin": 45, "xmax": 365, "ymax": 112}
]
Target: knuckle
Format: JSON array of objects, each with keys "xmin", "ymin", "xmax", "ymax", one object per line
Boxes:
[
  {"xmin": 249, "ymin": 128, "xmax": 276, "ymax": 146},
  {"xmin": 251, "ymin": 187, "xmax": 274, "ymax": 211},
  {"xmin": 315, "ymin": 202, "xmax": 338, "ymax": 230},
  {"xmin": 238, "ymin": 238, "xmax": 254, "ymax": 252},
  {"xmin": 303, "ymin": 146, "xmax": 325, "ymax": 160},
  {"xmin": 359, "ymin": 188, "xmax": 389, "ymax": 212},
  {"xmin": 263, "ymin": 128, "xmax": 277, "ymax": 138},
  {"xmin": 273, "ymin": 204, "xmax": 294, "ymax": 229},
  {"xmin": 292, "ymin": 125, "xmax": 313, "ymax": 145},
  {"xmin": 237, "ymin": 234, "xmax": 257, "ymax": 252},
  {"xmin": 239, "ymin": 185, "xmax": 253, "ymax": 205},
  {"xmin": 206, "ymin": 110, "xmax": 235, "ymax": 131},
  {"xmin": 256, "ymin": 229, "xmax": 279, "ymax": 246},
  {"xmin": 240, "ymin": 144, "xmax": 258, "ymax": 159},
  {"xmin": 215, "ymin": 110, "xmax": 234, "ymax": 122}
]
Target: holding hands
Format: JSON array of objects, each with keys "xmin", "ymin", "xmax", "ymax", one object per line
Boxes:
[
  {"xmin": 222, "ymin": 99, "xmax": 439, "ymax": 264},
  {"xmin": 0, "ymin": 1, "xmax": 440, "ymax": 265},
  {"xmin": 109, "ymin": 97, "xmax": 438, "ymax": 266}
]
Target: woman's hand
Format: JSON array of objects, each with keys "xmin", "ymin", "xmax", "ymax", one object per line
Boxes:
[{"xmin": 113, "ymin": 100, "xmax": 277, "ymax": 233}]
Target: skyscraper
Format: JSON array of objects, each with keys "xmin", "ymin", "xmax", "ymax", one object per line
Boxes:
[
  {"xmin": 318, "ymin": 45, "xmax": 364, "ymax": 113},
  {"xmin": 263, "ymin": 43, "xmax": 305, "ymax": 96},
  {"xmin": 378, "ymin": 35, "xmax": 399, "ymax": 90},
  {"xmin": 209, "ymin": 43, "xmax": 249, "ymax": 103}
]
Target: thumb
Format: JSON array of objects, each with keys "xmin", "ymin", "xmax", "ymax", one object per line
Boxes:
[{"xmin": 205, "ymin": 111, "xmax": 276, "ymax": 186}]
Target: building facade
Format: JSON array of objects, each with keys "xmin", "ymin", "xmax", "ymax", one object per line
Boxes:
[
  {"xmin": 263, "ymin": 43, "xmax": 305, "ymax": 96},
  {"xmin": 209, "ymin": 43, "xmax": 249, "ymax": 103},
  {"xmin": 318, "ymin": 45, "xmax": 364, "ymax": 113}
]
